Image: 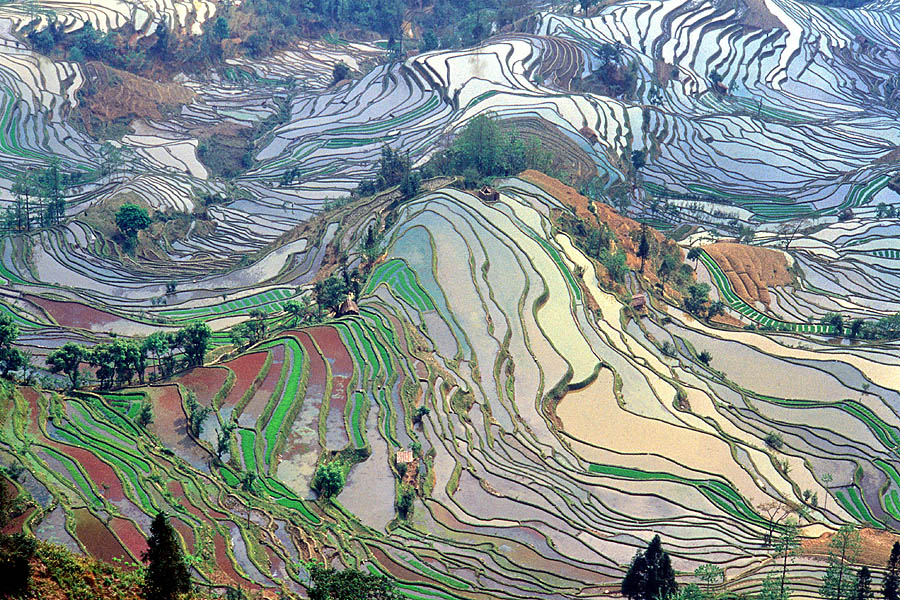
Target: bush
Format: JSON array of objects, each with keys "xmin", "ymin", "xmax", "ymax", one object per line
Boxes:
[
  {"xmin": 397, "ymin": 483, "xmax": 415, "ymax": 518},
  {"xmin": 0, "ymin": 534, "xmax": 37, "ymax": 598},
  {"xmin": 313, "ymin": 462, "xmax": 344, "ymax": 499},
  {"xmin": 765, "ymin": 431, "xmax": 784, "ymax": 450},
  {"xmin": 332, "ymin": 62, "xmax": 350, "ymax": 84}
]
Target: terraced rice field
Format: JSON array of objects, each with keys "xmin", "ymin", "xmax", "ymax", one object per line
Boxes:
[{"xmin": 2, "ymin": 0, "xmax": 900, "ymax": 597}]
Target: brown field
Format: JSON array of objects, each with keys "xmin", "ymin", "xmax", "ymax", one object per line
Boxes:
[
  {"xmin": 802, "ymin": 527, "xmax": 900, "ymax": 567},
  {"xmin": 80, "ymin": 62, "xmax": 195, "ymax": 123},
  {"xmin": 520, "ymin": 170, "xmax": 685, "ymax": 289},
  {"xmin": 703, "ymin": 242, "xmax": 793, "ymax": 306}
]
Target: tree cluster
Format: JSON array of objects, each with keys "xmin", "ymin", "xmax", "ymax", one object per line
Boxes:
[
  {"xmin": 820, "ymin": 312, "xmax": 900, "ymax": 340},
  {"xmin": 355, "ymin": 146, "xmax": 419, "ymax": 199},
  {"xmin": 47, "ymin": 322, "xmax": 212, "ymax": 389},
  {"xmin": 2, "ymin": 160, "xmax": 72, "ymax": 234},
  {"xmin": 875, "ymin": 203, "xmax": 898, "ymax": 219},
  {"xmin": 115, "ymin": 203, "xmax": 152, "ymax": 252},
  {"xmin": 683, "ymin": 283, "xmax": 725, "ymax": 320},
  {"xmin": 307, "ymin": 562, "xmax": 402, "ymax": 600},
  {"xmin": 0, "ymin": 314, "xmax": 27, "ymax": 381},
  {"xmin": 424, "ymin": 113, "xmax": 553, "ymax": 186}
]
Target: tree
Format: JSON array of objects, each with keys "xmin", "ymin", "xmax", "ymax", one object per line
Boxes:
[
  {"xmin": 0, "ymin": 314, "xmax": 26, "ymax": 380},
  {"xmin": 312, "ymin": 462, "xmax": 344, "ymax": 499},
  {"xmin": 142, "ymin": 512, "xmax": 191, "ymax": 600},
  {"xmin": 184, "ymin": 390, "xmax": 211, "ymax": 437},
  {"xmin": 143, "ymin": 332, "xmax": 173, "ymax": 380},
  {"xmin": 306, "ymin": 562, "xmax": 402, "ymax": 600},
  {"xmin": 397, "ymin": 483, "xmax": 415, "ymax": 518},
  {"xmin": 313, "ymin": 275, "xmax": 350, "ymax": 314},
  {"xmin": 246, "ymin": 309, "xmax": 267, "ymax": 344},
  {"xmin": 631, "ymin": 149, "xmax": 646, "ymax": 172},
  {"xmin": 178, "ymin": 322, "xmax": 212, "ymax": 367},
  {"xmin": 0, "ymin": 533, "xmax": 37, "ymax": 598},
  {"xmin": 47, "ymin": 342, "xmax": 86, "ymax": 388},
  {"xmin": 230, "ymin": 322, "xmax": 251, "ymax": 349},
  {"xmin": 684, "ymin": 283, "xmax": 711, "ymax": 317},
  {"xmin": 138, "ymin": 401, "xmax": 153, "ymax": 427},
  {"xmin": 694, "ymin": 564, "xmax": 723, "ymax": 597},
  {"xmin": 758, "ymin": 500, "xmax": 796, "ymax": 547},
  {"xmin": 332, "ymin": 61, "xmax": 350, "ymax": 84},
  {"xmin": 883, "ymin": 542, "xmax": 900, "ymax": 600},
  {"xmin": 11, "ymin": 171, "xmax": 35, "ymax": 232},
  {"xmin": 217, "ymin": 421, "xmax": 236, "ymax": 459},
  {"xmin": 152, "ymin": 20, "xmax": 170, "ymax": 58},
  {"xmin": 759, "ymin": 573, "xmax": 786, "ymax": 600},
  {"xmin": 852, "ymin": 567, "xmax": 873, "ymax": 600},
  {"xmin": 240, "ymin": 470, "xmax": 256, "ymax": 493},
  {"xmin": 115, "ymin": 203, "xmax": 151, "ymax": 250},
  {"xmin": 821, "ymin": 524, "xmax": 862, "ymax": 600},
  {"xmin": 412, "ymin": 406, "xmax": 430, "ymax": 425},
  {"xmin": 687, "ymin": 247, "xmax": 702, "ymax": 263},
  {"xmin": 774, "ymin": 520, "xmax": 800, "ymax": 600},
  {"xmin": 821, "ymin": 313, "xmax": 845, "ymax": 336},
  {"xmin": 822, "ymin": 472, "xmax": 833, "ymax": 511},
  {"xmin": 638, "ymin": 230, "xmax": 650, "ymax": 273},
  {"xmin": 579, "ymin": 0, "xmax": 596, "ymax": 14},
  {"xmin": 621, "ymin": 535, "xmax": 677, "ymax": 600}
]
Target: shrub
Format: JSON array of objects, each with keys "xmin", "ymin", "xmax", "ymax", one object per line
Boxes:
[
  {"xmin": 765, "ymin": 431, "xmax": 784, "ymax": 451},
  {"xmin": 397, "ymin": 483, "xmax": 415, "ymax": 518},
  {"xmin": 0, "ymin": 534, "xmax": 37, "ymax": 598},
  {"xmin": 313, "ymin": 462, "xmax": 344, "ymax": 499}
]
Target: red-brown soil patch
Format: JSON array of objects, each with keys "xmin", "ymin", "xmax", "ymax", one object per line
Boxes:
[
  {"xmin": 170, "ymin": 518, "xmax": 196, "ymax": 553},
  {"xmin": 308, "ymin": 326, "xmax": 353, "ymax": 376},
  {"xmin": 802, "ymin": 527, "xmax": 900, "ymax": 567},
  {"xmin": 167, "ymin": 481, "xmax": 227, "ymax": 520},
  {"xmin": 173, "ymin": 366, "xmax": 229, "ymax": 406},
  {"xmin": 29, "ymin": 544, "xmax": 145, "ymax": 600},
  {"xmin": 110, "ymin": 517, "xmax": 147, "ymax": 561},
  {"xmin": 212, "ymin": 530, "xmax": 258, "ymax": 588},
  {"xmin": 26, "ymin": 296, "xmax": 120, "ymax": 329},
  {"xmin": 47, "ymin": 441, "xmax": 125, "ymax": 502},
  {"xmin": 1, "ymin": 479, "xmax": 29, "ymax": 534},
  {"xmin": 703, "ymin": 242, "xmax": 793, "ymax": 306},
  {"xmin": 238, "ymin": 346, "xmax": 285, "ymax": 425},
  {"xmin": 371, "ymin": 547, "xmax": 436, "ymax": 584},
  {"xmin": 711, "ymin": 313, "xmax": 746, "ymax": 328},
  {"xmin": 280, "ymin": 333, "xmax": 325, "ymax": 462},
  {"xmin": 218, "ymin": 352, "xmax": 269, "ymax": 408},
  {"xmin": 148, "ymin": 385, "xmax": 210, "ymax": 467},
  {"xmin": 741, "ymin": 0, "xmax": 787, "ymax": 30},
  {"xmin": 521, "ymin": 170, "xmax": 685, "ymax": 287},
  {"xmin": 21, "ymin": 388, "xmax": 43, "ymax": 435},
  {"xmin": 79, "ymin": 62, "xmax": 195, "ymax": 123},
  {"xmin": 73, "ymin": 508, "xmax": 130, "ymax": 563}
]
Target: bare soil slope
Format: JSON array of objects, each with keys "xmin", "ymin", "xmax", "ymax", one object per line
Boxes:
[{"xmin": 703, "ymin": 242, "xmax": 793, "ymax": 306}]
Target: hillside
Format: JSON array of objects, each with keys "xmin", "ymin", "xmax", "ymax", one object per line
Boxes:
[{"xmin": 1, "ymin": 0, "xmax": 900, "ymax": 597}]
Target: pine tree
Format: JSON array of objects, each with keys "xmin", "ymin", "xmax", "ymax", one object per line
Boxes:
[
  {"xmin": 142, "ymin": 512, "xmax": 191, "ymax": 600},
  {"xmin": 884, "ymin": 542, "xmax": 900, "ymax": 600},
  {"xmin": 852, "ymin": 567, "xmax": 873, "ymax": 600},
  {"xmin": 821, "ymin": 525, "xmax": 862, "ymax": 600},
  {"xmin": 638, "ymin": 230, "xmax": 650, "ymax": 273},
  {"xmin": 622, "ymin": 534, "xmax": 678, "ymax": 600}
]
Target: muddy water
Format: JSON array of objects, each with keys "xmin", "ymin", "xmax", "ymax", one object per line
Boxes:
[{"xmin": 73, "ymin": 508, "xmax": 130, "ymax": 563}]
